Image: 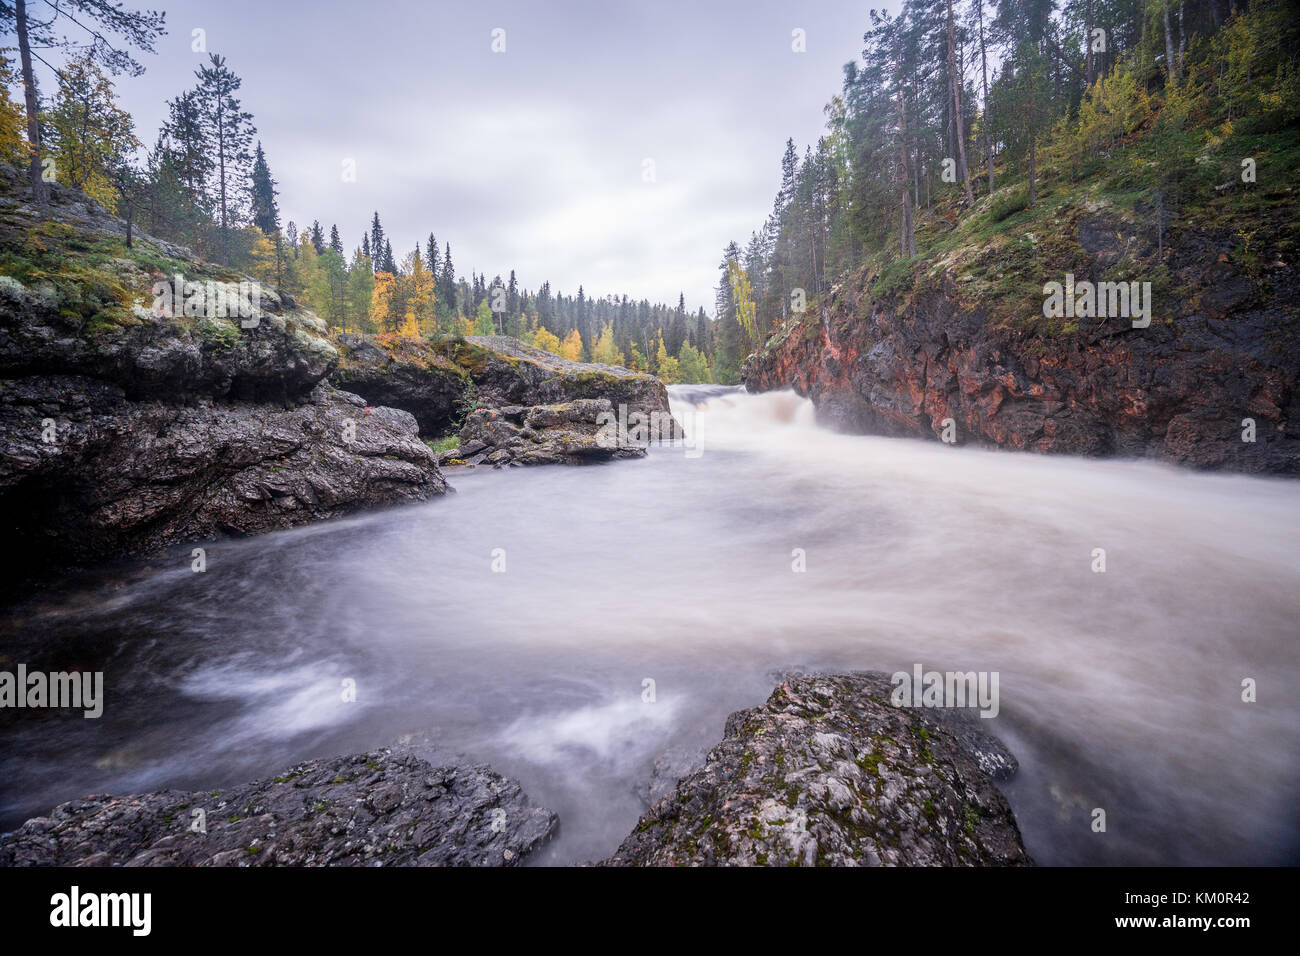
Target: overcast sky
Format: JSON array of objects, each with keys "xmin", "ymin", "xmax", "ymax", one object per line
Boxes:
[{"xmin": 26, "ymin": 0, "xmax": 901, "ymax": 311}]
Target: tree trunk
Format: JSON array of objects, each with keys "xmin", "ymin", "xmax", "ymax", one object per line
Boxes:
[
  {"xmin": 215, "ymin": 97, "xmax": 229, "ymax": 262},
  {"xmin": 1028, "ymin": 135, "xmax": 1036, "ymax": 207},
  {"xmin": 946, "ymin": 0, "xmax": 974, "ymax": 204},
  {"xmin": 896, "ymin": 59, "xmax": 915, "ymax": 257},
  {"xmin": 1085, "ymin": 0, "xmax": 1095, "ymax": 86},
  {"xmin": 976, "ymin": 0, "xmax": 994, "ymax": 194},
  {"xmin": 14, "ymin": 0, "xmax": 48, "ymax": 206},
  {"xmin": 1163, "ymin": 1, "xmax": 1179, "ymax": 83},
  {"xmin": 1177, "ymin": 3, "xmax": 1186, "ymax": 74}
]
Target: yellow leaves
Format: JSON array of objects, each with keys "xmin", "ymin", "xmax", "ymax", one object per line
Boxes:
[
  {"xmin": 370, "ymin": 271, "xmax": 396, "ymax": 332},
  {"xmin": 402, "ymin": 250, "xmax": 436, "ymax": 333},
  {"xmin": 591, "ymin": 323, "xmax": 624, "ymax": 367},
  {"xmin": 0, "ymin": 55, "xmax": 25, "ymax": 166},
  {"xmin": 653, "ymin": 330, "xmax": 680, "ymax": 384},
  {"xmin": 726, "ymin": 260, "xmax": 761, "ymax": 349},
  {"xmin": 533, "ymin": 326, "xmax": 562, "ymax": 355},
  {"xmin": 559, "ymin": 329, "xmax": 583, "ymax": 362},
  {"xmin": 398, "ymin": 309, "xmax": 419, "ymax": 339},
  {"xmin": 246, "ymin": 228, "xmax": 278, "ymax": 286}
]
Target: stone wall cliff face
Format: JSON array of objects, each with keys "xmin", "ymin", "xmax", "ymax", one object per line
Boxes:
[
  {"xmin": 0, "ymin": 277, "xmax": 447, "ymax": 577},
  {"xmin": 743, "ymin": 229, "xmax": 1299, "ymax": 474}
]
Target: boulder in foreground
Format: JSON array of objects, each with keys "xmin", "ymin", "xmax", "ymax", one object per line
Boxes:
[{"xmin": 604, "ymin": 673, "xmax": 1031, "ymax": 866}]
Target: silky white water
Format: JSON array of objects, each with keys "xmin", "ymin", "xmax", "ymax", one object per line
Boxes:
[{"xmin": 2, "ymin": 385, "xmax": 1298, "ymax": 865}]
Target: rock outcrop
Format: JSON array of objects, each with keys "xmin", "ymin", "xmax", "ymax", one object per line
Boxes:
[
  {"xmin": 743, "ymin": 209, "xmax": 1299, "ymax": 473},
  {"xmin": 605, "ymin": 673, "xmax": 1031, "ymax": 866},
  {"xmin": 0, "ymin": 749, "xmax": 557, "ymax": 867},
  {"xmin": 333, "ymin": 333, "xmax": 681, "ymax": 468},
  {"xmin": 332, "ymin": 333, "xmax": 468, "ymax": 437},
  {"xmin": 0, "ymin": 168, "xmax": 447, "ymax": 581}
]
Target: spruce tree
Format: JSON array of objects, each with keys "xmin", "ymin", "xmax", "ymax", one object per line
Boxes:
[
  {"xmin": 369, "ymin": 213, "xmax": 386, "ymax": 273},
  {"xmin": 426, "ymin": 233, "xmax": 439, "ymax": 275},
  {"xmin": 249, "ymin": 141, "xmax": 279, "ymax": 233},
  {"xmin": 439, "ymin": 243, "xmax": 455, "ymax": 313}
]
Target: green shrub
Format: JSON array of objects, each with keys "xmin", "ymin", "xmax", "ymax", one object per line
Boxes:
[{"xmin": 988, "ymin": 185, "xmax": 1030, "ymax": 222}]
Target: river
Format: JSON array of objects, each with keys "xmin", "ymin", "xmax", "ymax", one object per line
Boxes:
[{"xmin": 2, "ymin": 385, "xmax": 1298, "ymax": 865}]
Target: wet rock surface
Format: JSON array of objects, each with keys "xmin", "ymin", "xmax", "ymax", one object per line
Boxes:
[
  {"xmin": 743, "ymin": 216, "xmax": 1299, "ymax": 474},
  {"xmin": 325, "ymin": 334, "xmax": 681, "ymax": 468},
  {"xmin": 1, "ymin": 378, "xmax": 446, "ymax": 571},
  {"xmin": 605, "ymin": 673, "xmax": 1031, "ymax": 866},
  {"xmin": 451, "ymin": 397, "xmax": 650, "ymax": 467},
  {"xmin": 0, "ymin": 749, "xmax": 557, "ymax": 867},
  {"xmin": 0, "ymin": 169, "xmax": 448, "ymax": 580}
]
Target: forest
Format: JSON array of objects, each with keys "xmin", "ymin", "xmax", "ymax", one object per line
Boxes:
[
  {"xmin": 0, "ymin": 9, "xmax": 715, "ymax": 382},
  {"xmin": 2, "ymin": 0, "xmax": 1296, "ymax": 385},
  {"xmin": 716, "ymin": 0, "xmax": 1297, "ymax": 353}
]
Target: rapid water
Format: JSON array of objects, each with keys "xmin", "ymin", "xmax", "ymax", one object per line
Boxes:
[{"xmin": 2, "ymin": 385, "xmax": 1298, "ymax": 865}]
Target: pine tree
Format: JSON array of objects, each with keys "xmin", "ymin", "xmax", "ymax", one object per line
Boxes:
[
  {"xmin": 310, "ymin": 220, "xmax": 325, "ymax": 253},
  {"xmin": 194, "ymin": 54, "xmax": 257, "ymax": 263},
  {"xmin": 249, "ymin": 141, "xmax": 279, "ymax": 233},
  {"xmin": 361, "ymin": 233, "xmax": 371, "ymax": 259},
  {"xmin": 507, "ymin": 270, "xmax": 519, "ymax": 320},
  {"xmin": 329, "ymin": 224, "xmax": 343, "ymax": 255},
  {"xmin": 945, "ymin": 0, "xmax": 974, "ymax": 204}
]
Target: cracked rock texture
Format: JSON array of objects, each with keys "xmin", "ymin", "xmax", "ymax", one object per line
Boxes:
[
  {"xmin": 743, "ymin": 209, "xmax": 1298, "ymax": 473},
  {"xmin": 604, "ymin": 673, "xmax": 1031, "ymax": 866},
  {"xmin": 0, "ymin": 749, "xmax": 557, "ymax": 867},
  {"xmin": 0, "ymin": 167, "xmax": 447, "ymax": 579}
]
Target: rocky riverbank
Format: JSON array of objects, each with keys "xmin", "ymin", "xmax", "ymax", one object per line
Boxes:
[
  {"xmin": 0, "ymin": 166, "xmax": 676, "ymax": 584},
  {"xmin": 1, "ymin": 672, "xmax": 1031, "ymax": 867},
  {"xmin": 743, "ymin": 205, "xmax": 1299, "ymax": 474}
]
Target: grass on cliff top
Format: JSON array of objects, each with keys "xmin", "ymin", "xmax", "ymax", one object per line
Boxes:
[
  {"xmin": 0, "ymin": 205, "xmax": 244, "ymax": 338},
  {"xmin": 844, "ymin": 13, "xmax": 1299, "ymax": 336},
  {"xmin": 859, "ymin": 124, "xmax": 1298, "ymax": 334}
]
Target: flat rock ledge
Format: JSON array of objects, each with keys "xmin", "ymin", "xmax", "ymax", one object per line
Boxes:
[
  {"xmin": 603, "ymin": 673, "xmax": 1032, "ymax": 866},
  {"xmin": 0, "ymin": 750, "xmax": 557, "ymax": 867}
]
